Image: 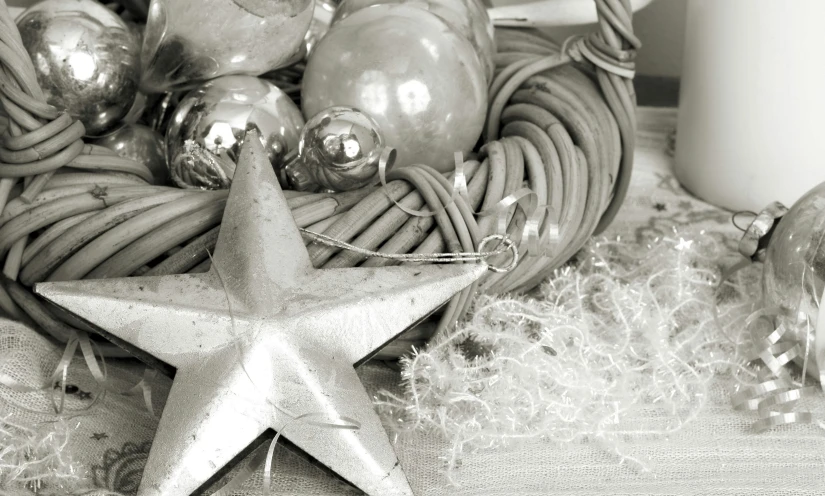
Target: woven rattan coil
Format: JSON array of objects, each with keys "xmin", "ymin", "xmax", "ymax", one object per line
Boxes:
[{"xmin": 0, "ymin": 0, "xmax": 638, "ymax": 359}]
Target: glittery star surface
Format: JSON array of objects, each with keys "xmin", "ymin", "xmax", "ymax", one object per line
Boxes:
[{"xmin": 36, "ymin": 131, "xmax": 487, "ymax": 496}]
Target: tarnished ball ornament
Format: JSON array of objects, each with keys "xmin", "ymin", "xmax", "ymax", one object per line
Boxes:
[
  {"xmin": 139, "ymin": 0, "xmax": 315, "ymax": 93},
  {"xmin": 302, "ymin": 4, "xmax": 488, "ymax": 173},
  {"xmin": 285, "ymin": 106, "xmax": 389, "ymax": 192},
  {"xmin": 95, "ymin": 124, "xmax": 168, "ymax": 185},
  {"xmin": 166, "ymin": 75, "xmax": 304, "ymax": 190},
  {"xmin": 17, "ymin": 0, "xmax": 141, "ymax": 136}
]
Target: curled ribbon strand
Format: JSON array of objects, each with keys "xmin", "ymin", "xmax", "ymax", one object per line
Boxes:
[
  {"xmin": 377, "ymin": 148, "xmax": 559, "ymax": 259},
  {"xmin": 376, "ymin": 148, "xmax": 467, "ymax": 219},
  {"xmin": 717, "ymin": 256, "xmax": 817, "ymax": 432},
  {"xmin": 736, "ymin": 307, "xmax": 816, "ymax": 431},
  {"xmin": 0, "ymin": 328, "xmax": 157, "ymax": 417}
]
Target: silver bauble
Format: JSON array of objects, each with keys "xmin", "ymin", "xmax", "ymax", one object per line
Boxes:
[
  {"xmin": 95, "ymin": 124, "xmax": 168, "ymax": 185},
  {"xmin": 302, "ymin": 4, "xmax": 487, "ymax": 172},
  {"xmin": 762, "ymin": 182, "xmax": 825, "ymax": 378},
  {"xmin": 286, "ymin": 106, "xmax": 387, "ymax": 192},
  {"xmin": 17, "ymin": 0, "xmax": 141, "ymax": 136},
  {"xmin": 139, "ymin": 0, "xmax": 314, "ymax": 93},
  {"xmin": 331, "ymin": 0, "xmax": 495, "ymax": 82},
  {"xmin": 167, "ymin": 75, "xmax": 305, "ymax": 190}
]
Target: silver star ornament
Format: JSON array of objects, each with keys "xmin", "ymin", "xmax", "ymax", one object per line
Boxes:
[{"xmin": 35, "ymin": 131, "xmax": 487, "ymax": 495}]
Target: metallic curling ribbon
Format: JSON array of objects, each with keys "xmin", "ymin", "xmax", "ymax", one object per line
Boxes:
[
  {"xmin": 731, "ymin": 306, "xmax": 821, "ymax": 432},
  {"xmin": 0, "ymin": 329, "xmax": 157, "ymax": 417},
  {"xmin": 377, "ymin": 149, "xmax": 559, "ymax": 260},
  {"xmin": 716, "ymin": 266, "xmax": 813, "ymax": 432},
  {"xmin": 721, "ymin": 198, "xmax": 825, "ymax": 432}
]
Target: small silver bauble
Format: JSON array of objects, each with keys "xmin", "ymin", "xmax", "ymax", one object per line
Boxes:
[
  {"xmin": 17, "ymin": 0, "xmax": 141, "ymax": 136},
  {"xmin": 167, "ymin": 75, "xmax": 305, "ymax": 190},
  {"xmin": 286, "ymin": 106, "xmax": 387, "ymax": 192},
  {"xmin": 95, "ymin": 124, "xmax": 168, "ymax": 185}
]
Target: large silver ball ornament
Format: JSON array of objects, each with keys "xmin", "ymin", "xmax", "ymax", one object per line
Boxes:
[
  {"xmin": 286, "ymin": 106, "xmax": 388, "ymax": 192},
  {"xmin": 167, "ymin": 75, "xmax": 305, "ymax": 190},
  {"xmin": 302, "ymin": 4, "xmax": 488, "ymax": 173},
  {"xmin": 761, "ymin": 182, "xmax": 825, "ymax": 378},
  {"xmin": 331, "ymin": 0, "xmax": 495, "ymax": 82},
  {"xmin": 17, "ymin": 0, "xmax": 141, "ymax": 136},
  {"xmin": 95, "ymin": 124, "xmax": 168, "ymax": 185},
  {"xmin": 139, "ymin": 0, "xmax": 315, "ymax": 93},
  {"xmin": 434, "ymin": 0, "xmax": 496, "ymax": 83}
]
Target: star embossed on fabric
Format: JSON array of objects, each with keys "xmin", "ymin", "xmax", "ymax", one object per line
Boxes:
[{"xmin": 36, "ymin": 131, "xmax": 487, "ymax": 496}]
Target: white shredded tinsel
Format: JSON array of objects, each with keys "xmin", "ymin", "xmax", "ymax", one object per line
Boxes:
[
  {"xmin": 0, "ymin": 414, "xmax": 83, "ymax": 493},
  {"xmin": 376, "ymin": 230, "xmax": 762, "ymax": 476}
]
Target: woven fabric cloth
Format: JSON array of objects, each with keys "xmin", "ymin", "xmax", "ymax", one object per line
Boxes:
[{"xmin": 2, "ymin": 107, "xmax": 825, "ymax": 495}]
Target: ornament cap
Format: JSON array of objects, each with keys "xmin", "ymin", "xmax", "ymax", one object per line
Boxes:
[{"xmin": 739, "ymin": 201, "xmax": 788, "ymax": 263}]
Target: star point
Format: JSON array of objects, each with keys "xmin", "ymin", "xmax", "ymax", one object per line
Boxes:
[{"xmin": 35, "ymin": 132, "xmax": 486, "ymax": 496}]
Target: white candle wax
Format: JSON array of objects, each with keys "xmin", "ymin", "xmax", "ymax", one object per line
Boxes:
[{"xmin": 675, "ymin": 0, "xmax": 825, "ymax": 213}]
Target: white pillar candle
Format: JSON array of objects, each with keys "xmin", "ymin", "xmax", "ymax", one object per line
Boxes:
[
  {"xmin": 675, "ymin": 0, "xmax": 825, "ymax": 213},
  {"xmin": 488, "ymin": 0, "xmax": 655, "ymax": 27}
]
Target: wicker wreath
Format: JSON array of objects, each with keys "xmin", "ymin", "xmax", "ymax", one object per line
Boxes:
[{"xmin": 0, "ymin": 0, "xmax": 638, "ymax": 360}]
